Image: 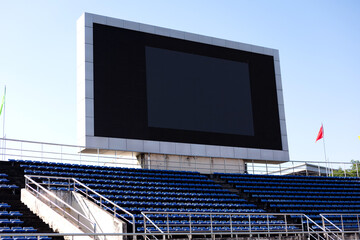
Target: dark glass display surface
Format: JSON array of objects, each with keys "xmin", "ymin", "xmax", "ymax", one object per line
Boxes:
[{"xmin": 93, "ymin": 23, "xmax": 282, "ymax": 150}]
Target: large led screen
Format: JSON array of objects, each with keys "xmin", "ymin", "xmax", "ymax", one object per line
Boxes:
[
  {"xmin": 93, "ymin": 23, "xmax": 282, "ymax": 150},
  {"xmin": 145, "ymin": 46, "xmax": 254, "ymax": 136}
]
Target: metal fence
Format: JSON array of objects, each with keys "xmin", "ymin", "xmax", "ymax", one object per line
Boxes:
[{"xmin": 0, "ymin": 137, "xmax": 358, "ymax": 177}]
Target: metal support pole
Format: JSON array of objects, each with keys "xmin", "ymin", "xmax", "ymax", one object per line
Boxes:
[
  {"xmin": 230, "ymin": 214, "xmax": 233, "ymax": 238},
  {"xmin": 166, "ymin": 213, "xmax": 169, "ymax": 238},
  {"xmin": 252, "ymin": 160, "xmax": 254, "ymax": 174},
  {"xmin": 210, "ymin": 214, "xmax": 214, "ymax": 240},
  {"xmin": 266, "ymin": 214, "xmax": 270, "ymax": 237},
  {"xmin": 279, "ymin": 164, "xmax": 282, "ymax": 175},
  {"xmin": 265, "ymin": 161, "xmax": 268, "ymax": 175}
]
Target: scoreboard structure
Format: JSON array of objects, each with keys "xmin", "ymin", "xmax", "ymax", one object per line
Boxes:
[{"xmin": 77, "ymin": 13, "xmax": 289, "ymax": 173}]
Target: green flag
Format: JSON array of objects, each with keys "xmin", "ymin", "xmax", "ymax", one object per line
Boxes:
[{"xmin": 0, "ymin": 87, "xmax": 6, "ymax": 116}]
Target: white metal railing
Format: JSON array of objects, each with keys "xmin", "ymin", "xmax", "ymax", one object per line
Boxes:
[
  {"xmin": 72, "ymin": 178, "xmax": 137, "ymax": 238},
  {"xmin": 24, "ymin": 175, "xmax": 97, "ymax": 233},
  {"xmin": 140, "ymin": 211, "xmax": 333, "ymax": 240},
  {"xmin": 320, "ymin": 213, "xmax": 360, "ymax": 240},
  {"xmin": 301, "ymin": 214, "xmax": 343, "ymax": 240},
  {"xmin": 140, "ymin": 213, "xmax": 165, "ymax": 240},
  {"xmin": 26, "ymin": 175, "xmax": 136, "ymax": 239},
  {"xmin": 0, "ymin": 230, "xmax": 355, "ymax": 240},
  {"xmin": 1, "ymin": 137, "xmax": 358, "ymax": 177},
  {"xmin": 320, "ymin": 214, "xmax": 344, "ymax": 240}
]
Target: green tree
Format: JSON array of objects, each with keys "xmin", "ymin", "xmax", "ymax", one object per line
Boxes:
[{"xmin": 333, "ymin": 160, "xmax": 360, "ymax": 177}]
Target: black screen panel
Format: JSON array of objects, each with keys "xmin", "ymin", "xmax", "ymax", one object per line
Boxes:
[
  {"xmin": 93, "ymin": 23, "xmax": 282, "ymax": 150},
  {"xmin": 146, "ymin": 46, "xmax": 254, "ymax": 136}
]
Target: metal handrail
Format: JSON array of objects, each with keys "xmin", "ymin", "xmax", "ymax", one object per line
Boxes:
[
  {"xmin": 0, "ymin": 229, "xmax": 351, "ymax": 238},
  {"xmin": 320, "ymin": 214, "xmax": 343, "ymax": 232},
  {"xmin": 301, "ymin": 214, "xmax": 329, "ymax": 240},
  {"xmin": 141, "ymin": 211, "xmax": 328, "ymax": 239},
  {"xmin": 319, "ymin": 213, "xmax": 360, "ymax": 240},
  {"xmin": 141, "ymin": 212, "xmax": 165, "ymax": 240},
  {"xmin": 301, "ymin": 214, "xmax": 343, "ymax": 240},
  {"xmin": 71, "ymin": 177, "xmax": 137, "ymax": 237},
  {"xmin": 25, "ymin": 175, "xmax": 136, "ymax": 240},
  {"xmin": 25, "ymin": 175, "xmax": 97, "ymax": 233}
]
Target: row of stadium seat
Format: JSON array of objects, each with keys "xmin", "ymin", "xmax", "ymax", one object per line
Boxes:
[
  {"xmin": 244, "ymin": 189, "xmax": 360, "ymax": 195},
  {"xmin": 0, "ymin": 212, "xmax": 22, "ymax": 217},
  {"xmin": 45, "ymin": 181, "xmax": 236, "ymax": 197},
  {"xmin": 0, "ymin": 185, "xmax": 19, "ymax": 189},
  {"xmin": 88, "ymin": 194, "xmax": 246, "ymax": 203},
  {"xmin": 22, "ymin": 164, "xmax": 207, "ymax": 178},
  {"xmin": 47, "ymin": 184, "xmax": 227, "ymax": 193},
  {"xmin": 13, "ymin": 159, "xmax": 200, "ymax": 175},
  {"xmin": 262, "ymin": 198, "xmax": 360, "ymax": 204},
  {"xmin": 227, "ymin": 179, "xmax": 360, "ymax": 187},
  {"xmin": 136, "ymin": 225, "xmax": 298, "ymax": 232},
  {"xmin": 253, "ymin": 194, "xmax": 360, "ymax": 200},
  {"xmin": 24, "ymin": 169, "xmax": 210, "ymax": 183},
  {"xmin": 0, "ymin": 237, "xmax": 51, "ymax": 240},
  {"xmin": 216, "ymin": 173, "xmax": 360, "ymax": 182},
  {"xmin": 239, "ymin": 185, "xmax": 360, "ymax": 191},
  {"xmin": 0, "ymin": 227, "xmax": 36, "ymax": 233},
  {"xmin": 121, "ymin": 213, "xmax": 274, "ymax": 220},
  {"xmin": 0, "ymin": 219, "xmax": 24, "ymax": 225},
  {"xmin": 280, "ymin": 209, "xmax": 359, "ymax": 213},
  {"xmin": 137, "ymin": 219, "xmax": 285, "ymax": 225},
  {"xmin": 271, "ymin": 203, "xmax": 360, "ymax": 209},
  {"xmin": 101, "ymin": 200, "xmax": 256, "ymax": 209},
  {"xmin": 26, "ymin": 169, "xmax": 219, "ymax": 188},
  {"xmin": 0, "ymin": 203, "xmax": 11, "ymax": 209},
  {"xmin": 119, "ymin": 206, "xmax": 264, "ymax": 213}
]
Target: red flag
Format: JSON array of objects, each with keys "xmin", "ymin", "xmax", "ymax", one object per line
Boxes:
[{"xmin": 315, "ymin": 124, "xmax": 324, "ymax": 142}]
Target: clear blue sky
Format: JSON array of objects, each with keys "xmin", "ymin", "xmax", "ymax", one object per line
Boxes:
[{"xmin": 0, "ymin": 0, "xmax": 359, "ymax": 163}]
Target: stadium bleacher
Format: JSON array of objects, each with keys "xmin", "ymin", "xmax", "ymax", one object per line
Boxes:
[
  {"xmin": 215, "ymin": 172, "xmax": 360, "ymax": 231},
  {"xmin": 13, "ymin": 159, "xmax": 284, "ymax": 234},
  {"xmin": 11, "ymin": 159, "xmax": 312, "ymax": 236},
  {"xmin": 1, "ymin": 159, "xmax": 359, "ymax": 238},
  {"xmin": 0, "ymin": 167, "xmax": 61, "ymax": 240}
]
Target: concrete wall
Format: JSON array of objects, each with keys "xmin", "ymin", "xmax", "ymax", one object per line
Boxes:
[
  {"xmin": 138, "ymin": 153, "xmax": 245, "ymax": 174},
  {"xmin": 72, "ymin": 191, "xmax": 125, "ymax": 240}
]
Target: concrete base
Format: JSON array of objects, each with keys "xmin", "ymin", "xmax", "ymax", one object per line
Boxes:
[
  {"xmin": 72, "ymin": 191, "xmax": 125, "ymax": 240},
  {"xmin": 137, "ymin": 153, "xmax": 245, "ymax": 174},
  {"xmin": 21, "ymin": 189, "xmax": 125, "ymax": 240},
  {"xmin": 21, "ymin": 189, "xmax": 92, "ymax": 240}
]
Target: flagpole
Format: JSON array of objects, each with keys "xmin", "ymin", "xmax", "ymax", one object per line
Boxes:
[
  {"xmin": 2, "ymin": 86, "xmax": 5, "ymax": 137},
  {"xmin": 2, "ymin": 86, "xmax": 5, "ymax": 161},
  {"xmin": 321, "ymin": 123, "xmax": 328, "ymax": 176}
]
